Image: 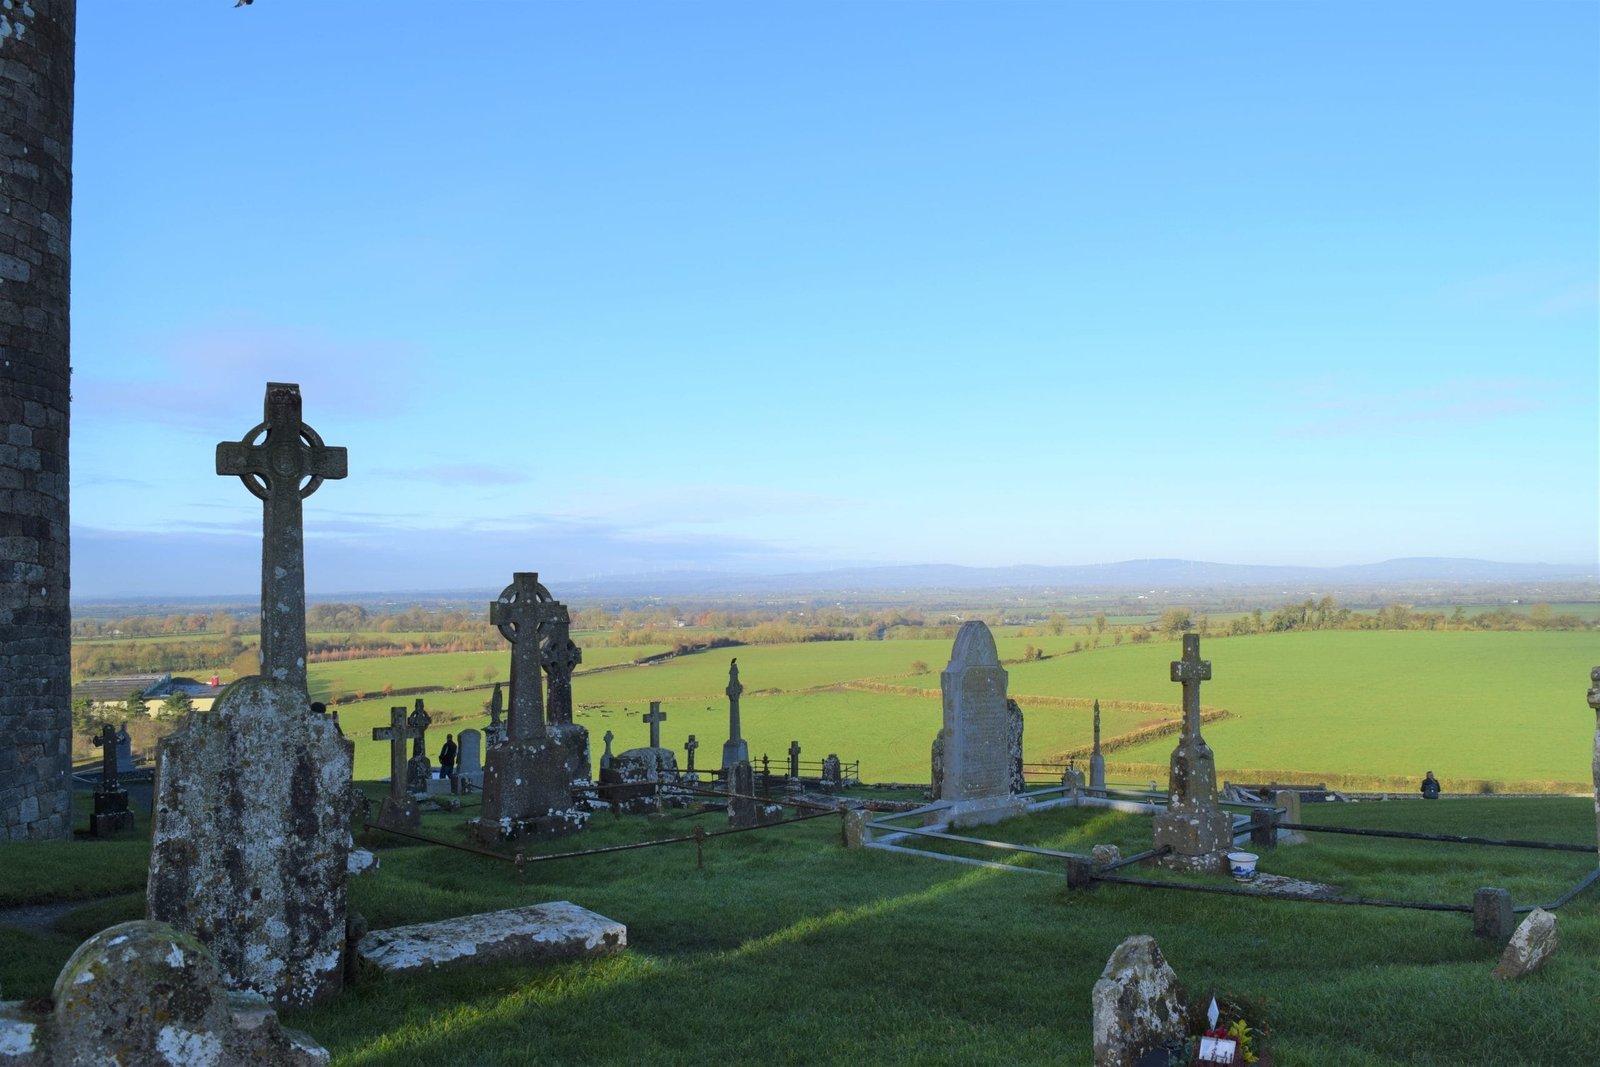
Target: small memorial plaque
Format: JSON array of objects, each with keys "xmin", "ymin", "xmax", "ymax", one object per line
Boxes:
[{"xmin": 1197, "ymin": 1035, "xmax": 1240, "ymax": 1064}]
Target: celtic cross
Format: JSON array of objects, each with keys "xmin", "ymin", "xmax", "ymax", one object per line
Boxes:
[{"xmin": 216, "ymin": 383, "xmax": 346, "ymax": 693}]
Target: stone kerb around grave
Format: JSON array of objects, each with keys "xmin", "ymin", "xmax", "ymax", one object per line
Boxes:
[{"xmin": 147, "ymin": 677, "xmax": 352, "ymax": 1007}]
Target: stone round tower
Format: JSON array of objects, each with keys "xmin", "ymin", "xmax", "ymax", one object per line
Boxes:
[{"xmin": 0, "ymin": 0, "xmax": 74, "ymax": 841}]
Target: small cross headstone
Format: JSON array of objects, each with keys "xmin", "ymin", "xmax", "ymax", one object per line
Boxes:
[
  {"xmin": 644, "ymin": 701, "xmax": 667, "ymax": 749},
  {"xmin": 215, "ymin": 383, "xmax": 346, "ymax": 692},
  {"xmin": 1089, "ymin": 698, "xmax": 1107, "ymax": 790},
  {"xmin": 788, "ymin": 739, "xmax": 802, "ymax": 779},
  {"xmin": 601, "ymin": 729, "xmax": 615, "ymax": 771},
  {"xmin": 684, "ymin": 734, "xmax": 699, "ymax": 772},
  {"xmin": 372, "ymin": 706, "xmax": 422, "ymax": 814},
  {"xmin": 89, "ymin": 724, "xmax": 134, "ymax": 836}
]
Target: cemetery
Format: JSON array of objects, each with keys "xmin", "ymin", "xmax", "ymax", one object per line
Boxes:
[
  {"xmin": 0, "ymin": 383, "xmax": 1595, "ymax": 1061},
  {"xmin": 3, "ymin": 4, "xmax": 1597, "ymax": 1065}
]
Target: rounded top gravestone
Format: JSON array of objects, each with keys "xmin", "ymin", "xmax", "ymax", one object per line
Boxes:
[
  {"xmin": 946, "ymin": 620, "xmax": 1000, "ymax": 669},
  {"xmin": 53, "ymin": 921, "xmax": 232, "ymax": 1067}
]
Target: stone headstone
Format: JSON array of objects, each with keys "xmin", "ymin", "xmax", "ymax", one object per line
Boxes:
[
  {"xmin": 115, "ymin": 724, "xmax": 135, "ymax": 775},
  {"xmin": 46, "ymin": 920, "xmax": 328, "ymax": 1066},
  {"xmin": 843, "ymin": 808, "xmax": 871, "ymax": 848},
  {"xmin": 728, "ymin": 760, "xmax": 757, "ymax": 829},
  {"xmin": 684, "ymin": 734, "xmax": 699, "ymax": 773},
  {"xmin": 540, "ymin": 610, "xmax": 582, "ymax": 726},
  {"xmin": 721, "ymin": 658, "xmax": 749, "ymax": 770},
  {"xmin": 457, "ymin": 728, "xmax": 483, "ymax": 788},
  {"xmin": 1006, "ymin": 698, "xmax": 1025, "ymax": 794},
  {"xmin": 1473, "ymin": 887, "xmax": 1515, "ymax": 941},
  {"xmin": 148, "ymin": 677, "xmax": 352, "ymax": 1006},
  {"xmin": 930, "ymin": 728, "xmax": 946, "ymax": 801},
  {"xmin": 1493, "ymin": 908, "xmax": 1558, "ymax": 979},
  {"xmin": 372, "ymin": 705, "xmax": 422, "ymax": 829},
  {"xmin": 404, "ymin": 699, "xmax": 432, "ymax": 792},
  {"xmin": 1089, "ymin": 698, "xmax": 1106, "ymax": 790},
  {"xmin": 938, "ymin": 622, "xmax": 1023, "ymax": 826},
  {"xmin": 485, "ymin": 682, "xmax": 505, "ymax": 747},
  {"xmin": 821, "ymin": 753, "xmax": 842, "ymax": 791},
  {"xmin": 644, "ymin": 701, "xmax": 667, "ymax": 748},
  {"xmin": 89, "ymin": 724, "xmax": 133, "ymax": 837},
  {"xmin": 1152, "ymin": 634, "xmax": 1233, "ymax": 873},
  {"xmin": 1273, "ymin": 789, "xmax": 1307, "ymax": 845},
  {"xmin": 787, "ymin": 739, "xmax": 802, "ymax": 779},
  {"xmin": 477, "ymin": 573, "xmax": 589, "ymax": 843},
  {"xmin": 1090, "ymin": 935, "xmax": 1187, "ymax": 1067}
]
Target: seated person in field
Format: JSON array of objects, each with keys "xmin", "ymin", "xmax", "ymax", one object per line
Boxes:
[{"xmin": 1420, "ymin": 770, "xmax": 1440, "ymax": 800}]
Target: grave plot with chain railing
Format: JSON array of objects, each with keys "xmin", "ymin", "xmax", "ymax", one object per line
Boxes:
[{"xmin": 861, "ymin": 784, "xmax": 1599, "ymax": 937}]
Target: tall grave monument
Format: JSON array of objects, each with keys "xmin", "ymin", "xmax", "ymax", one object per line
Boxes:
[
  {"xmin": 721, "ymin": 658, "xmax": 749, "ymax": 771},
  {"xmin": 147, "ymin": 383, "xmax": 353, "ymax": 1006},
  {"xmin": 1151, "ymin": 634, "xmax": 1233, "ymax": 872},
  {"xmin": 539, "ymin": 597, "xmax": 591, "ymax": 786},
  {"xmin": 935, "ymin": 621, "xmax": 1024, "ymax": 827},
  {"xmin": 476, "ymin": 572, "xmax": 588, "ymax": 842}
]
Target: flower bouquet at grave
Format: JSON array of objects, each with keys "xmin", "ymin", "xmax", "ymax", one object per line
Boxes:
[{"xmin": 1149, "ymin": 992, "xmax": 1271, "ymax": 1067}]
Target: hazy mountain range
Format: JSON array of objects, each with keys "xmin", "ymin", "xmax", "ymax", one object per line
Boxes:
[{"xmin": 561, "ymin": 557, "xmax": 1595, "ymax": 597}]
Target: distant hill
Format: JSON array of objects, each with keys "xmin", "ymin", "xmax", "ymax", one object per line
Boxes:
[{"xmin": 564, "ymin": 557, "xmax": 1597, "ymax": 597}]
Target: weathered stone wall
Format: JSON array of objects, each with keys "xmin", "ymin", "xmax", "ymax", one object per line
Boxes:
[{"xmin": 0, "ymin": 0, "xmax": 74, "ymax": 843}]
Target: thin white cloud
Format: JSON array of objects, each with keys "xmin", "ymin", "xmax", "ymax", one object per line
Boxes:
[
  {"xmin": 1284, "ymin": 378, "xmax": 1546, "ymax": 437},
  {"xmin": 75, "ymin": 321, "xmax": 424, "ymax": 431}
]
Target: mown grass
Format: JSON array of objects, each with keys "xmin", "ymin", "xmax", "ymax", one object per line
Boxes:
[{"xmin": 3, "ymin": 797, "xmax": 1594, "ymax": 1064}]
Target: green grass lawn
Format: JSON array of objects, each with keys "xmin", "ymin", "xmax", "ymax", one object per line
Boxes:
[{"xmin": 2, "ymin": 796, "xmax": 1594, "ymax": 1064}]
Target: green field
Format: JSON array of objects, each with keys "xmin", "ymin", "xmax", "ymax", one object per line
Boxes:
[{"xmin": 324, "ymin": 630, "xmax": 1598, "ymax": 790}]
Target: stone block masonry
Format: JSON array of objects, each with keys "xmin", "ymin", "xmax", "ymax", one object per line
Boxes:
[{"xmin": 0, "ymin": 0, "xmax": 74, "ymax": 843}]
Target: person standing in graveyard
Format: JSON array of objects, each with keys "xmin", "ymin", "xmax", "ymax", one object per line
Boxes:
[
  {"xmin": 1420, "ymin": 770, "xmax": 1440, "ymax": 799},
  {"xmin": 439, "ymin": 733, "xmax": 458, "ymax": 786}
]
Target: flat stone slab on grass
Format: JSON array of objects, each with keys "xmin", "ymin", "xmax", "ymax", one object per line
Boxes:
[{"xmin": 356, "ymin": 901, "xmax": 625, "ymax": 977}]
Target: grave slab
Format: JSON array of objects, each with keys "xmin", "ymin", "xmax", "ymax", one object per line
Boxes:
[{"xmin": 356, "ymin": 901, "xmax": 625, "ymax": 977}]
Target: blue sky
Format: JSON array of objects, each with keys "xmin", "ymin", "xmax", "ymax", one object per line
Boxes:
[{"xmin": 69, "ymin": 1, "xmax": 1597, "ymax": 597}]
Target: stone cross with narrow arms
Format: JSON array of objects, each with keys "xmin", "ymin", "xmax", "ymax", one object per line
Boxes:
[
  {"xmin": 489, "ymin": 573, "xmax": 565, "ymax": 742},
  {"xmin": 726, "ymin": 659, "xmax": 744, "ymax": 741},
  {"xmin": 684, "ymin": 734, "xmax": 699, "ymax": 772},
  {"xmin": 373, "ymin": 707, "xmax": 421, "ymax": 803},
  {"xmin": 788, "ymin": 739, "xmax": 802, "ymax": 778},
  {"xmin": 644, "ymin": 702, "xmax": 666, "ymax": 748},
  {"xmin": 1171, "ymin": 634, "xmax": 1210, "ymax": 742},
  {"xmin": 216, "ymin": 383, "xmax": 346, "ymax": 693}
]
